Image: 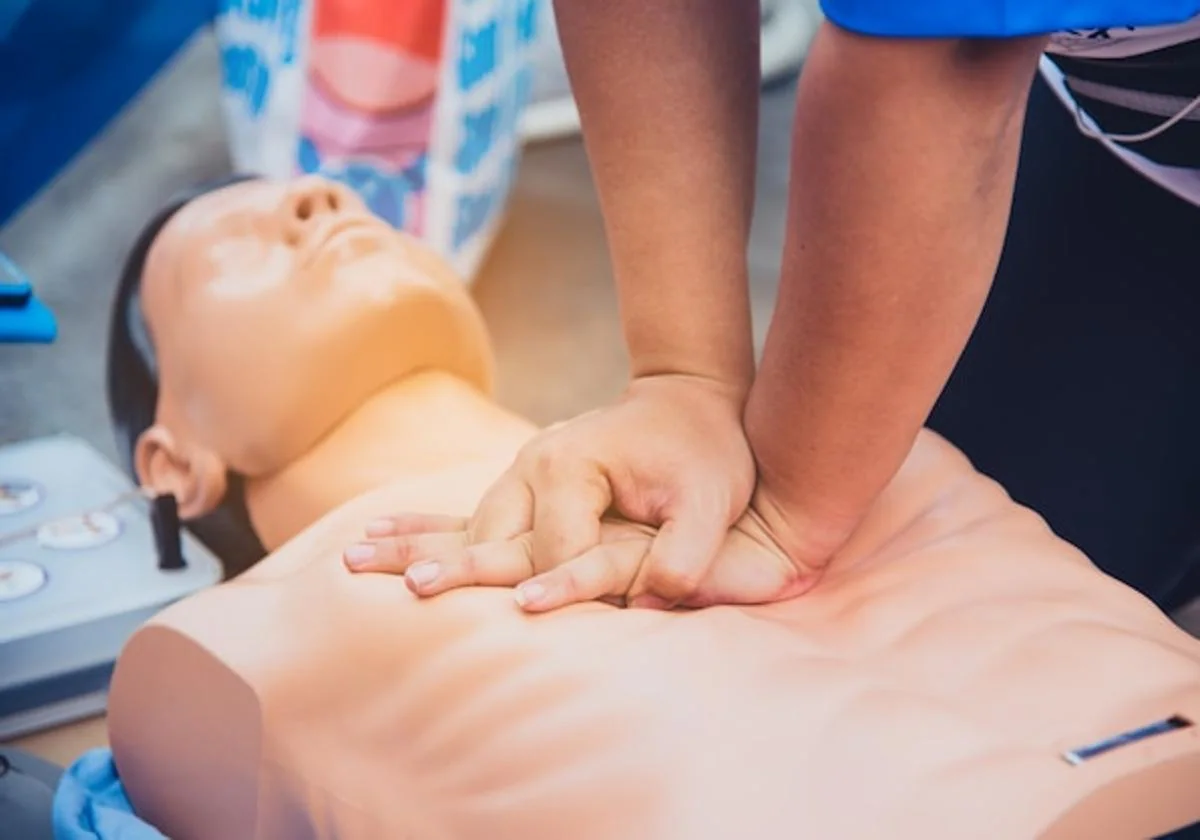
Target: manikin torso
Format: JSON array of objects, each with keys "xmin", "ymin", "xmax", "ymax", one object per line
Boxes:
[{"xmin": 108, "ymin": 177, "xmax": 1200, "ymax": 839}]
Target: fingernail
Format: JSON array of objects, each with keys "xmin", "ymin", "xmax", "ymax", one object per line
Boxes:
[
  {"xmin": 406, "ymin": 561, "xmax": 440, "ymax": 588},
  {"xmin": 514, "ymin": 581, "xmax": 546, "ymax": 608},
  {"xmin": 364, "ymin": 519, "xmax": 394, "ymax": 538},
  {"xmin": 344, "ymin": 543, "xmax": 377, "ymax": 567}
]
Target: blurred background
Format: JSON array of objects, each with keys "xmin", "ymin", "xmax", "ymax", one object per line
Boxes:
[{"xmin": 0, "ymin": 0, "xmax": 818, "ymax": 450}]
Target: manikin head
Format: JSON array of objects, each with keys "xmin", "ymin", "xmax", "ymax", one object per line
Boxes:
[{"xmin": 108, "ymin": 175, "xmax": 492, "ymax": 525}]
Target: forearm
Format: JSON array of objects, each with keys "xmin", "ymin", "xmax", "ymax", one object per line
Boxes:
[
  {"xmin": 553, "ymin": 0, "xmax": 760, "ymax": 391},
  {"xmin": 745, "ymin": 24, "xmax": 1047, "ymax": 546}
]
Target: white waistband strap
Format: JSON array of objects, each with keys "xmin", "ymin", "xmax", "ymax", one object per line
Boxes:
[{"xmin": 1065, "ymin": 75, "xmax": 1200, "ymax": 143}]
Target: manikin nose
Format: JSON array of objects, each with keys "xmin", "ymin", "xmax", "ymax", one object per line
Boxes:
[{"xmin": 280, "ymin": 179, "xmax": 357, "ymax": 244}]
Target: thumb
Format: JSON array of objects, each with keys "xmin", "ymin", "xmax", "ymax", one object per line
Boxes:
[
  {"xmin": 628, "ymin": 499, "xmax": 728, "ymax": 607},
  {"xmin": 691, "ymin": 530, "xmax": 816, "ymax": 606}
]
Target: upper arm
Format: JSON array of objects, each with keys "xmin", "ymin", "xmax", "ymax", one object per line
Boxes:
[{"xmin": 818, "ymin": 0, "xmax": 1200, "ymax": 38}]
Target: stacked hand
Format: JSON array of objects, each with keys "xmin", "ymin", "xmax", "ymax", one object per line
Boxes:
[{"xmin": 343, "ymin": 374, "xmax": 841, "ymax": 610}]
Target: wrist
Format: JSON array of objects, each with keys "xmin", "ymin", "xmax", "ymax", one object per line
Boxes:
[
  {"xmin": 628, "ymin": 369, "xmax": 752, "ymax": 411},
  {"xmin": 748, "ymin": 482, "xmax": 861, "ymax": 572},
  {"xmin": 629, "ymin": 344, "xmax": 754, "ymax": 406},
  {"xmin": 624, "ymin": 291, "xmax": 756, "ymax": 401},
  {"xmin": 743, "ymin": 385, "xmax": 891, "ymax": 544}
]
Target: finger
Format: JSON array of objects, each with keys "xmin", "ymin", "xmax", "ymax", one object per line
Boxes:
[
  {"xmin": 514, "ymin": 540, "xmax": 649, "ymax": 613},
  {"xmin": 628, "ymin": 504, "xmax": 727, "ymax": 608},
  {"xmin": 405, "ymin": 535, "xmax": 536, "ymax": 597},
  {"xmin": 362, "ymin": 513, "xmax": 467, "ymax": 539},
  {"xmin": 468, "ymin": 474, "xmax": 534, "ymax": 544},
  {"xmin": 528, "ymin": 470, "xmax": 611, "ymax": 572},
  {"xmin": 691, "ymin": 539, "xmax": 812, "ymax": 607},
  {"xmin": 343, "ymin": 531, "xmax": 467, "ymax": 573}
]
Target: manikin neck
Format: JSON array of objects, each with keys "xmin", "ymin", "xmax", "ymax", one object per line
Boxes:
[{"xmin": 242, "ymin": 370, "xmax": 536, "ymax": 551}]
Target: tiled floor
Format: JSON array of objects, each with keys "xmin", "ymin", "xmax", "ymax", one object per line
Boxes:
[{"xmin": 0, "ymin": 31, "xmax": 1195, "ymax": 637}]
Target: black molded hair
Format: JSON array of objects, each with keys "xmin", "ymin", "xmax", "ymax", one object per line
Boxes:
[{"xmin": 106, "ymin": 174, "xmax": 267, "ymax": 575}]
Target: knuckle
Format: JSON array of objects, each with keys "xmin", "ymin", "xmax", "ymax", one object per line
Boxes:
[
  {"xmin": 516, "ymin": 534, "xmax": 537, "ymax": 575},
  {"xmin": 464, "ymin": 520, "xmax": 486, "ymax": 544},
  {"xmin": 527, "ymin": 446, "xmax": 563, "ymax": 482},
  {"xmin": 449, "ymin": 546, "xmax": 478, "ymax": 583},
  {"xmin": 515, "ymin": 531, "xmax": 535, "ymax": 555},
  {"xmin": 373, "ymin": 538, "xmax": 402, "ymax": 566},
  {"xmin": 596, "ymin": 552, "xmax": 628, "ymax": 594},
  {"xmin": 580, "ymin": 469, "xmax": 613, "ymax": 504},
  {"xmin": 531, "ymin": 538, "xmax": 567, "ymax": 574},
  {"xmin": 466, "ymin": 508, "xmax": 502, "ymax": 544},
  {"xmin": 552, "ymin": 569, "xmax": 580, "ymax": 602},
  {"xmin": 384, "ymin": 539, "xmax": 410, "ymax": 567}
]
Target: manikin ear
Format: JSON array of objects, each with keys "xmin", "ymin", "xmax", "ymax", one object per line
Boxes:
[{"xmin": 134, "ymin": 425, "xmax": 229, "ymax": 520}]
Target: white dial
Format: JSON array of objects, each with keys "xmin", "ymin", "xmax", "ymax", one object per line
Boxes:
[
  {"xmin": 0, "ymin": 560, "xmax": 47, "ymax": 602},
  {"xmin": 0, "ymin": 480, "xmax": 41, "ymax": 516},
  {"xmin": 37, "ymin": 510, "xmax": 122, "ymax": 550}
]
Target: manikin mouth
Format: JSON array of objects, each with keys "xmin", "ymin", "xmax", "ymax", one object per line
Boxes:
[{"xmin": 302, "ymin": 217, "xmax": 393, "ymax": 264}]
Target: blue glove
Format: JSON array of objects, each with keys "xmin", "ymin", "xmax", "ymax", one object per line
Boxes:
[{"xmin": 52, "ymin": 749, "xmax": 166, "ymax": 840}]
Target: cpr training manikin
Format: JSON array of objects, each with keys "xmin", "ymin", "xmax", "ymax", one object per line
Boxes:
[{"xmin": 99, "ymin": 175, "xmax": 1200, "ymax": 839}]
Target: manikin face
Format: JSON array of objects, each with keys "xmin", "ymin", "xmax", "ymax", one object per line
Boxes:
[{"xmin": 137, "ymin": 176, "xmax": 490, "ymax": 508}]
